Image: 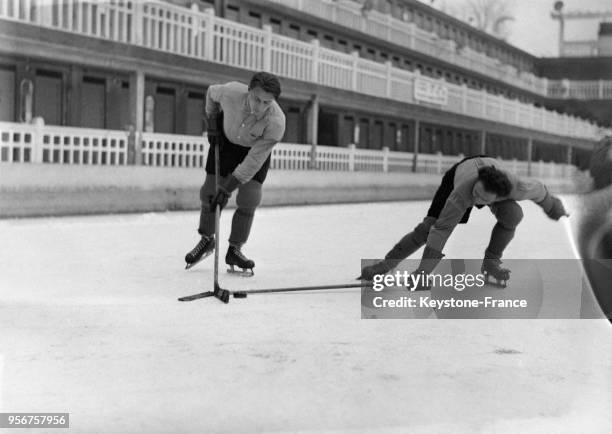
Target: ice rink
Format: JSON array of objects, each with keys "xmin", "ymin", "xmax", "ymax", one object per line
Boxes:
[{"xmin": 1, "ymin": 198, "xmax": 611, "ymax": 433}]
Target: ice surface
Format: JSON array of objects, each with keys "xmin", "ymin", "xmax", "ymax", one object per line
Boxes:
[{"xmin": 0, "ymin": 199, "xmax": 610, "ymax": 432}]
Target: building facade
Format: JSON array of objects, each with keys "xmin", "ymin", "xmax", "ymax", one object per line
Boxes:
[{"xmin": 0, "ymin": 0, "xmax": 609, "ymax": 170}]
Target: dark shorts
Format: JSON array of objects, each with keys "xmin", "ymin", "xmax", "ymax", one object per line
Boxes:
[
  {"xmin": 205, "ymin": 114, "xmax": 271, "ymax": 184},
  {"xmin": 426, "ymin": 155, "xmax": 487, "ymax": 224}
]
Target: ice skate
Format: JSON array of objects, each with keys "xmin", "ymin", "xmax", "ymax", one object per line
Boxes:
[
  {"xmin": 481, "ymin": 258, "xmax": 510, "ymax": 288},
  {"xmin": 226, "ymin": 245, "xmax": 255, "ymax": 276},
  {"xmin": 184, "ymin": 235, "xmax": 215, "ymax": 270}
]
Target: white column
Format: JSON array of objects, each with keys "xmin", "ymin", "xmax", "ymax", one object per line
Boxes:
[
  {"xmin": 385, "ymin": 60, "xmax": 392, "ymax": 98},
  {"xmin": 382, "ymin": 146, "xmax": 389, "ymax": 172},
  {"xmin": 514, "ymin": 98, "xmax": 520, "ymax": 126},
  {"xmin": 129, "ymin": 70, "xmax": 145, "ymax": 165},
  {"xmin": 263, "ymin": 25, "xmax": 272, "ymax": 72},
  {"xmin": 307, "ymin": 94, "xmax": 319, "ymax": 147},
  {"xmin": 311, "ymin": 39, "xmax": 320, "ymax": 83},
  {"xmin": 33, "ymin": 118, "xmax": 44, "ymax": 163},
  {"xmin": 204, "ymin": 8, "xmax": 215, "ymax": 61},
  {"xmin": 351, "ymin": 51, "xmax": 359, "ymax": 92}
]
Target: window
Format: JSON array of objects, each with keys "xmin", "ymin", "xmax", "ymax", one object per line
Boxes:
[
  {"xmin": 226, "ymin": 4, "xmax": 239, "ymax": 19},
  {"xmin": 35, "ymin": 69, "xmax": 63, "ymax": 126},
  {"xmin": 288, "ymin": 23, "xmax": 300, "ymax": 39},
  {"xmin": 81, "ymin": 76, "xmax": 106, "ymax": 128},
  {"xmin": 269, "ymin": 17, "xmax": 281, "ymax": 33},
  {"xmin": 246, "ymin": 10, "xmax": 262, "ymax": 28},
  {"xmin": 155, "ymin": 86, "xmax": 175, "ymax": 133},
  {"xmin": 186, "ymin": 91, "xmax": 205, "ymax": 135},
  {"xmin": 322, "ymin": 34, "xmax": 334, "ymax": 48},
  {"xmin": 0, "ymin": 66, "xmax": 15, "ymax": 122}
]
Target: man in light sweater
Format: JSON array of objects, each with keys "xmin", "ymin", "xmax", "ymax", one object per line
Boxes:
[
  {"xmin": 185, "ymin": 72, "xmax": 286, "ymax": 274},
  {"xmin": 360, "ymin": 155, "xmax": 568, "ymax": 286}
]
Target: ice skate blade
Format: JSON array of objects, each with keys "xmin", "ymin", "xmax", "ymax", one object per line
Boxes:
[
  {"xmin": 184, "ymin": 251, "xmax": 213, "ymax": 270},
  {"xmin": 226, "ymin": 266, "xmax": 255, "ymax": 277}
]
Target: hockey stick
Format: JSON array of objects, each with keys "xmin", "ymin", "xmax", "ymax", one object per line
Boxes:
[
  {"xmin": 213, "ymin": 137, "xmax": 230, "ymax": 304},
  {"xmin": 232, "ymin": 282, "xmax": 369, "ymax": 298},
  {"xmin": 178, "ymin": 291, "xmax": 215, "ymax": 302}
]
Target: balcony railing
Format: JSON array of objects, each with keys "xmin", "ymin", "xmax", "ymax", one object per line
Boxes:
[
  {"xmin": 269, "ymin": 0, "xmax": 612, "ymax": 102},
  {"xmin": 547, "ymin": 79, "xmax": 612, "ymax": 100},
  {"xmin": 560, "ymin": 40, "xmax": 599, "ymax": 57},
  {"xmin": 0, "ymin": 122, "xmax": 581, "ymax": 180},
  {"xmin": 266, "ymin": 0, "xmax": 549, "ymax": 96},
  {"xmin": 0, "ymin": 0, "xmax": 605, "ymax": 139}
]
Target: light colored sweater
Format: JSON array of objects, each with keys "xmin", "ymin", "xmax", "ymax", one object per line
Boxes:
[
  {"xmin": 427, "ymin": 156, "xmax": 548, "ymax": 252},
  {"xmin": 206, "ymin": 82, "xmax": 286, "ymax": 183}
]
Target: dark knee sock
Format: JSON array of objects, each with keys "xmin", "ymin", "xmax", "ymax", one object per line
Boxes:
[
  {"xmin": 198, "ymin": 202, "xmax": 215, "ymax": 237},
  {"xmin": 229, "ymin": 208, "xmax": 255, "ymax": 247}
]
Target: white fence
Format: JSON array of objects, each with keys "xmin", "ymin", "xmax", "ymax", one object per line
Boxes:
[
  {"xmin": 0, "ymin": 121, "xmax": 129, "ymax": 165},
  {"xmin": 0, "ymin": 122, "xmax": 579, "ymax": 179},
  {"xmin": 0, "ymin": 0, "xmax": 606, "ymax": 139},
  {"xmin": 140, "ymin": 132, "xmax": 207, "ymax": 168}
]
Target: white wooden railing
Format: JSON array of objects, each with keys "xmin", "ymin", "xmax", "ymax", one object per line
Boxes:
[
  {"xmin": 266, "ymin": 0, "xmax": 549, "ymax": 95},
  {"xmin": 561, "ymin": 40, "xmax": 599, "ymax": 57},
  {"xmin": 270, "ymin": 0, "xmax": 612, "ymax": 103},
  {"xmin": 0, "ymin": 122, "xmax": 580, "ymax": 180},
  {"xmin": 140, "ymin": 132, "xmax": 207, "ymax": 168},
  {"xmin": 0, "ymin": 121, "xmax": 129, "ymax": 165},
  {"xmin": 0, "ymin": 0, "xmax": 606, "ymax": 139},
  {"xmin": 547, "ymin": 79, "xmax": 612, "ymax": 100}
]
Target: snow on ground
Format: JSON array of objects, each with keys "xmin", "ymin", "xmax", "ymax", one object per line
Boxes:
[{"xmin": 0, "ymin": 199, "xmax": 610, "ymax": 433}]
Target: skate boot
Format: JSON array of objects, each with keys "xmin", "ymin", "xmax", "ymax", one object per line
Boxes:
[
  {"xmin": 184, "ymin": 235, "xmax": 215, "ymax": 270},
  {"xmin": 481, "ymin": 258, "xmax": 511, "ymax": 288},
  {"xmin": 226, "ymin": 245, "xmax": 255, "ymax": 276}
]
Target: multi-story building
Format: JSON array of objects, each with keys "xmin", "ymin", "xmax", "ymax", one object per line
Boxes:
[{"xmin": 1, "ymin": 0, "xmax": 609, "ymax": 174}]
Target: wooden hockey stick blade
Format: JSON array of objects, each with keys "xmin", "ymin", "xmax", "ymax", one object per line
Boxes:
[{"xmin": 178, "ymin": 290, "xmax": 214, "ymax": 301}]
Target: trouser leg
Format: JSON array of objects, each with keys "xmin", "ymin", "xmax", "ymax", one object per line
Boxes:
[
  {"xmin": 385, "ymin": 216, "xmax": 437, "ymax": 260},
  {"xmin": 485, "ymin": 200, "xmax": 523, "ymax": 260},
  {"xmin": 360, "ymin": 216, "xmax": 438, "ymax": 279},
  {"xmin": 228, "ymin": 180, "xmax": 263, "ymax": 248}
]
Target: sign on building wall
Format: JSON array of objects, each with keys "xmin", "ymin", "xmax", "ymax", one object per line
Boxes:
[{"xmin": 414, "ymin": 77, "xmax": 448, "ymax": 106}]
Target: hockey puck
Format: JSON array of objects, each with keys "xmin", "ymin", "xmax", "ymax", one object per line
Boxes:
[{"xmin": 233, "ymin": 291, "xmax": 248, "ymax": 298}]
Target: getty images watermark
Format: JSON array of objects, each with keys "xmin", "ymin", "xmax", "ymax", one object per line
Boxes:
[{"xmin": 360, "ymin": 259, "xmax": 608, "ymax": 319}]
